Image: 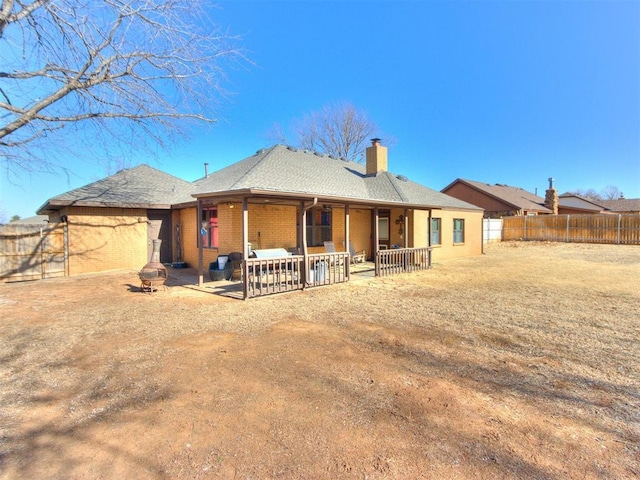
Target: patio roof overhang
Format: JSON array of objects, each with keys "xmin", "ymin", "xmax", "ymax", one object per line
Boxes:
[{"xmin": 192, "ymin": 188, "xmax": 446, "ymax": 211}]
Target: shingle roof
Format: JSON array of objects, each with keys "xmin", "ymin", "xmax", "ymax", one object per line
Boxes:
[
  {"xmin": 6, "ymin": 215, "xmax": 50, "ymax": 224},
  {"xmin": 193, "ymin": 145, "xmax": 479, "ymax": 210},
  {"xmin": 598, "ymin": 198, "xmax": 640, "ymax": 212},
  {"xmin": 444, "ymin": 178, "xmax": 552, "ymax": 213},
  {"xmin": 38, "ymin": 164, "xmax": 195, "ymax": 213}
]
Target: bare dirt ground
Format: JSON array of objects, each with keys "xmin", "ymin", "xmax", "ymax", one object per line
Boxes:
[{"xmin": 0, "ymin": 241, "xmax": 638, "ymax": 479}]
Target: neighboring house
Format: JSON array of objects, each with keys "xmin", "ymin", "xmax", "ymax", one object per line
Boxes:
[
  {"xmin": 36, "ymin": 140, "xmax": 483, "ymax": 280},
  {"xmin": 557, "ymin": 193, "xmax": 607, "ymax": 214},
  {"xmin": 441, "ymin": 179, "xmax": 552, "ymax": 217},
  {"xmin": 598, "ymin": 198, "xmax": 640, "ymax": 214},
  {"xmin": 556, "ymin": 194, "xmax": 640, "ymax": 215},
  {"xmin": 6, "ymin": 215, "xmax": 50, "ymax": 224}
]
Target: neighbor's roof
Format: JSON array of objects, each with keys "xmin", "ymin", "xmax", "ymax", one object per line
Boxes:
[
  {"xmin": 598, "ymin": 198, "xmax": 640, "ymax": 212},
  {"xmin": 37, "ymin": 164, "xmax": 195, "ymax": 214},
  {"xmin": 5, "ymin": 215, "xmax": 50, "ymax": 224},
  {"xmin": 558, "ymin": 193, "xmax": 605, "ymax": 212},
  {"xmin": 193, "ymin": 145, "xmax": 480, "ymax": 210},
  {"xmin": 442, "ymin": 178, "xmax": 552, "ymax": 213}
]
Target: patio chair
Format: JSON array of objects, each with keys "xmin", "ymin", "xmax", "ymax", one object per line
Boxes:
[
  {"xmin": 323, "ymin": 241, "xmax": 337, "ymax": 253},
  {"xmin": 323, "ymin": 240, "xmax": 347, "ymax": 268},
  {"xmin": 347, "ymin": 241, "xmax": 366, "ymax": 264},
  {"xmin": 227, "ymin": 252, "xmax": 243, "ymax": 280}
]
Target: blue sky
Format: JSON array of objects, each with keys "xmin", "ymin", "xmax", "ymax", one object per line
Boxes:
[{"xmin": 1, "ymin": 0, "xmax": 639, "ymax": 220}]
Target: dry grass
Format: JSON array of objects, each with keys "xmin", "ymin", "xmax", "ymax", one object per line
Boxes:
[{"xmin": 0, "ymin": 241, "xmax": 638, "ymax": 479}]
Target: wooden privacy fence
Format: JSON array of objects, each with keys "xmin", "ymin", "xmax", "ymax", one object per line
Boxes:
[
  {"xmin": 0, "ymin": 223, "xmax": 67, "ymax": 282},
  {"xmin": 502, "ymin": 214, "xmax": 640, "ymax": 245}
]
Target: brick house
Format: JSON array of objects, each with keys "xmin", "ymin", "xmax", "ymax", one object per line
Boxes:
[
  {"xmin": 556, "ymin": 193, "xmax": 607, "ymax": 214},
  {"xmin": 598, "ymin": 198, "xmax": 640, "ymax": 214},
  {"xmin": 37, "ymin": 141, "xmax": 483, "ymax": 291},
  {"xmin": 558, "ymin": 194, "xmax": 640, "ymax": 214},
  {"xmin": 441, "ymin": 178, "xmax": 553, "ymax": 218}
]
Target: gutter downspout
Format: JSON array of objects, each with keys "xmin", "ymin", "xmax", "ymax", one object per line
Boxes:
[{"xmin": 301, "ymin": 198, "xmax": 317, "ymax": 288}]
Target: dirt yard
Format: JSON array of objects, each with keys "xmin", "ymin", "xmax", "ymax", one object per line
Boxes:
[{"xmin": 0, "ymin": 242, "xmax": 638, "ymax": 479}]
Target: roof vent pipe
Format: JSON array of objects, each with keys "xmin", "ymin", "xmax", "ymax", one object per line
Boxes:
[{"xmin": 204, "ymin": 162, "xmax": 209, "ymax": 178}]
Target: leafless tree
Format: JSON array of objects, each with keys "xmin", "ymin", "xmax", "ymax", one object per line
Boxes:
[
  {"xmin": 601, "ymin": 185, "xmax": 622, "ymax": 200},
  {"xmin": 0, "ymin": 0, "xmax": 244, "ymax": 176},
  {"xmin": 569, "ymin": 188, "xmax": 602, "ymax": 201},
  {"xmin": 569, "ymin": 185, "xmax": 622, "ymax": 201},
  {"xmin": 293, "ymin": 102, "xmax": 378, "ymax": 163}
]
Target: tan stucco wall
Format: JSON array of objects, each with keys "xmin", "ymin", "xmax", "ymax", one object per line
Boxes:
[
  {"xmin": 411, "ymin": 209, "xmax": 483, "ymax": 262},
  {"xmin": 64, "ymin": 207, "xmax": 148, "ymax": 275}
]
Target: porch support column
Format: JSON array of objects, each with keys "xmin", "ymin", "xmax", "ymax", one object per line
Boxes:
[
  {"xmin": 345, "ymin": 204, "xmax": 350, "ymax": 281},
  {"xmin": 427, "ymin": 209, "xmax": 432, "ymax": 248},
  {"xmin": 427, "ymin": 208, "xmax": 433, "ymax": 268},
  {"xmin": 242, "ymin": 197, "xmax": 249, "ymax": 299},
  {"xmin": 197, "ymin": 198, "xmax": 204, "ymax": 286},
  {"xmin": 374, "ymin": 207, "xmax": 380, "ymax": 276},
  {"xmin": 403, "ymin": 208, "xmax": 409, "ymax": 248},
  {"xmin": 301, "ymin": 200, "xmax": 309, "ymax": 289}
]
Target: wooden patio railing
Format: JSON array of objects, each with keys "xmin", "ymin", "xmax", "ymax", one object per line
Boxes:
[
  {"xmin": 243, "ymin": 252, "xmax": 349, "ymax": 298},
  {"xmin": 376, "ymin": 247, "xmax": 432, "ymax": 277},
  {"xmin": 306, "ymin": 252, "xmax": 350, "ymax": 287}
]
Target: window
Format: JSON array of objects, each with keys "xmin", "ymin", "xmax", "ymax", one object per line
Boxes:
[
  {"xmin": 453, "ymin": 218, "xmax": 465, "ymax": 244},
  {"xmin": 201, "ymin": 207, "xmax": 219, "ymax": 248},
  {"xmin": 378, "ymin": 217, "xmax": 389, "ymax": 241},
  {"xmin": 431, "ymin": 218, "xmax": 441, "ymax": 245},
  {"xmin": 306, "ymin": 207, "xmax": 332, "ymax": 246}
]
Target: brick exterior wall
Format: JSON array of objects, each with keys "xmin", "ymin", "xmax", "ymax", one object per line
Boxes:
[
  {"xmin": 348, "ymin": 208, "xmax": 371, "ymax": 258},
  {"xmin": 175, "ymin": 204, "xmax": 377, "ymax": 265},
  {"xmin": 246, "ymin": 204, "xmax": 298, "ymax": 251},
  {"xmin": 176, "ymin": 204, "xmax": 484, "ymax": 266}
]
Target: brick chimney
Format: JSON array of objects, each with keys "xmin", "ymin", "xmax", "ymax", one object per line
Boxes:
[
  {"xmin": 366, "ymin": 138, "xmax": 388, "ymax": 176},
  {"xmin": 544, "ymin": 177, "xmax": 558, "ymax": 214}
]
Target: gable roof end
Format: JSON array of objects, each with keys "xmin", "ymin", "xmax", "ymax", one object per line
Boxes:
[{"xmin": 442, "ymin": 178, "xmax": 552, "ymax": 213}]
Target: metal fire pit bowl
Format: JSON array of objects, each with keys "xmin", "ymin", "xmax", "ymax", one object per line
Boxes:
[{"xmin": 139, "ymin": 264, "xmax": 167, "ymax": 293}]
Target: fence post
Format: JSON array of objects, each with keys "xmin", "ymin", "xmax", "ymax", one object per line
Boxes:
[
  {"xmin": 40, "ymin": 226, "xmax": 45, "ymax": 279},
  {"xmin": 524, "ymin": 216, "xmax": 527, "ymax": 241},
  {"xmin": 617, "ymin": 214, "xmax": 622, "ymax": 245},
  {"xmin": 566, "ymin": 215, "xmax": 570, "ymax": 243}
]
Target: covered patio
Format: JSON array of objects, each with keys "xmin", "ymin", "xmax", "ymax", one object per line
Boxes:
[{"xmin": 195, "ymin": 194, "xmax": 433, "ymax": 299}]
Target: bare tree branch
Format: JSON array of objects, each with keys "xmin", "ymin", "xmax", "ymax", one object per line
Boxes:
[
  {"xmin": 601, "ymin": 185, "xmax": 622, "ymax": 200},
  {"xmin": 0, "ymin": 0, "xmax": 245, "ymax": 176},
  {"xmin": 293, "ymin": 102, "xmax": 378, "ymax": 163}
]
